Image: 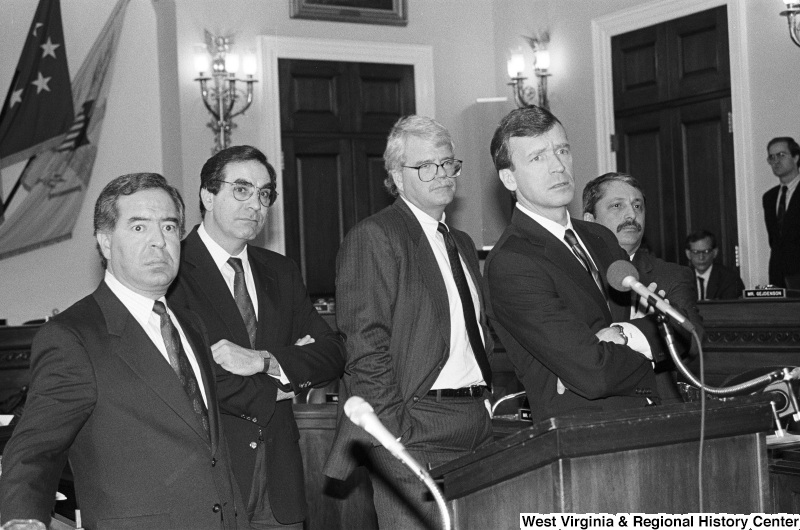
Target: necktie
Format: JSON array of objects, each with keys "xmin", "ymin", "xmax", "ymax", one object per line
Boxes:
[
  {"xmin": 228, "ymin": 257, "xmax": 258, "ymax": 348},
  {"xmin": 152, "ymin": 301, "xmax": 209, "ymax": 438},
  {"xmin": 778, "ymin": 185, "xmax": 788, "ymax": 235},
  {"xmin": 697, "ymin": 276, "xmax": 706, "ymax": 301},
  {"xmin": 437, "ymin": 223, "xmax": 492, "ymax": 390},
  {"xmin": 564, "ymin": 229, "xmax": 606, "ymax": 297}
]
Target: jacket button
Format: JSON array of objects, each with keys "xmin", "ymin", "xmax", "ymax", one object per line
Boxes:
[
  {"xmin": 212, "ymin": 503, "xmax": 221, "ymax": 513},
  {"xmin": 252, "ymin": 417, "xmax": 258, "ymax": 423},
  {"xmin": 211, "ymin": 458, "xmax": 217, "ymax": 467},
  {"xmin": 412, "ymin": 396, "xmax": 419, "ymax": 402},
  {"xmin": 250, "ymin": 442, "xmax": 257, "ymax": 449}
]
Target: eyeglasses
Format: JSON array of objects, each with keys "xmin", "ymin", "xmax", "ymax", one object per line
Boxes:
[
  {"xmin": 402, "ymin": 159, "xmax": 463, "ymax": 182},
  {"xmin": 768, "ymin": 151, "xmax": 791, "ymax": 163},
  {"xmin": 688, "ymin": 249, "xmax": 715, "ymax": 257},
  {"xmin": 217, "ymin": 180, "xmax": 277, "ymax": 207}
]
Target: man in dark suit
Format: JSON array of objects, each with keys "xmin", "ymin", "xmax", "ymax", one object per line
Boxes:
[
  {"xmin": 0, "ymin": 173, "xmax": 245, "ymax": 530},
  {"xmin": 485, "ymin": 106, "xmax": 663, "ymax": 421},
  {"xmin": 763, "ymin": 136, "xmax": 800, "ymax": 288},
  {"xmin": 685, "ymin": 229, "xmax": 744, "ymax": 300},
  {"xmin": 167, "ymin": 146, "xmax": 345, "ymax": 530},
  {"xmin": 324, "ymin": 115, "xmax": 494, "ymax": 529},
  {"xmin": 582, "ymin": 172, "xmax": 703, "ymax": 403}
]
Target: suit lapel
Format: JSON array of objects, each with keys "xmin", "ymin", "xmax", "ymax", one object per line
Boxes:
[
  {"xmin": 93, "ymin": 283, "xmax": 211, "ymax": 446},
  {"xmin": 249, "ymin": 251, "xmax": 281, "ymax": 349},
  {"xmin": 706, "ymin": 266, "xmax": 720, "ymax": 299},
  {"xmin": 513, "ymin": 212, "xmax": 611, "ymax": 321},
  {"xmin": 182, "ymin": 229, "xmax": 252, "ymax": 347},
  {"xmin": 394, "ymin": 200, "xmax": 451, "ymax": 348}
]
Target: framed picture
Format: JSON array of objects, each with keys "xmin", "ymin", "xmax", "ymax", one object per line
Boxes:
[{"xmin": 290, "ymin": 0, "xmax": 408, "ymax": 26}]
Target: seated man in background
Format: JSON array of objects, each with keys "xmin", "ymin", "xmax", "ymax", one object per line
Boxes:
[
  {"xmin": 583, "ymin": 172, "xmax": 703, "ymax": 402},
  {"xmin": 685, "ymin": 229, "xmax": 745, "ymax": 300},
  {"xmin": 486, "ymin": 106, "xmax": 663, "ymax": 422}
]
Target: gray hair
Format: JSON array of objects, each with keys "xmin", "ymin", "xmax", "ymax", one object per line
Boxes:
[{"xmin": 383, "ymin": 115, "xmax": 454, "ymax": 197}]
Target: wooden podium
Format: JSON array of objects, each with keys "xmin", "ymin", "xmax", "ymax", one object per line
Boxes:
[{"xmin": 431, "ymin": 396, "xmax": 775, "ymax": 526}]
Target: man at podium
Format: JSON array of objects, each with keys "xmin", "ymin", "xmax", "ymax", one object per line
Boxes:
[{"xmin": 485, "ymin": 106, "xmax": 665, "ymax": 421}]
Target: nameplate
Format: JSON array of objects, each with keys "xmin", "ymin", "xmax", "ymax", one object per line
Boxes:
[
  {"xmin": 325, "ymin": 393, "xmax": 339, "ymax": 404},
  {"xmin": 519, "ymin": 408, "xmax": 533, "ymax": 422},
  {"xmin": 743, "ymin": 288, "xmax": 786, "ymax": 298}
]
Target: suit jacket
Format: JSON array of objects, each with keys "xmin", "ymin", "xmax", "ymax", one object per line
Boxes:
[
  {"xmin": 485, "ymin": 211, "xmax": 661, "ymax": 421},
  {"xmin": 633, "ymin": 248, "xmax": 704, "ymax": 402},
  {"xmin": 763, "ymin": 184, "xmax": 800, "ymax": 287},
  {"xmin": 323, "ymin": 199, "xmax": 494, "ymax": 481},
  {"xmin": 167, "ymin": 227, "xmax": 345, "ymax": 524},
  {"xmin": 704, "ymin": 263, "xmax": 745, "ymax": 300},
  {"xmin": 0, "ymin": 282, "xmax": 244, "ymax": 530}
]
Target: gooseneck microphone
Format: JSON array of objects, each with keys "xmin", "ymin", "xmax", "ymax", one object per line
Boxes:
[
  {"xmin": 606, "ymin": 259, "xmax": 696, "ymax": 333},
  {"xmin": 344, "ymin": 396, "xmax": 452, "ymax": 530}
]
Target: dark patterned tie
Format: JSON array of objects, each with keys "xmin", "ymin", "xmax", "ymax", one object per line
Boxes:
[
  {"xmin": 697, "ymin": 276, "xmax": 706, "ymax": 301},
  {"xmin": 437, "ymin": 223, "xmax": 492, "ymax": 390},
  {"xmin": 564, "ymin": 228, "xmax": 606, "ymax": 297},
  {"xmin": 778, "ymin": 185, "xmax": 788, "ymax": 236},
  {"xmin": 152, "ymin": 301, "xmax": 209, "ymax": 438},
  {"xmin": 228, "ymin": 257, "xmax": 258, "ymax": 348}
]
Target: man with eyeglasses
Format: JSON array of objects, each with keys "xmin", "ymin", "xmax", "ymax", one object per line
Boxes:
[
  {"xmin": 764, "ymin": 136, "xmax": 800, "ymax": 288},
  {"xmin": 324, "ymin": 115, "xmax": 493, "ymax": 529},
  {"xmin": 685, "ymin": 229, "xmax": 744, "ymax": 300},
  {"xmin": 168, "ymin": 145, "xmax": 345, "ymax": 529}
]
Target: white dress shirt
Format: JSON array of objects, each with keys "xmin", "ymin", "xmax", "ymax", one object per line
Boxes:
[
  {"xmin": 198, "ymin": 223, "xmax": 290, "ymax": 385},
  {"xmin": 104, "ymin": 270, "xmax": 207, "ymax": 405},
  {"xmin": 402, "ymin": 197, "xmax": 485, "ymax": 389}
]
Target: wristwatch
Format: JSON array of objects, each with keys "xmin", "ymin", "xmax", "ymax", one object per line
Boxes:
[
  {"xmin": 258, "ymin": 351, "xmax": 272, "ymax": 374},
  {"xmin": 611, "ymin": 324, "xmax": 628, "ymax": 346}
]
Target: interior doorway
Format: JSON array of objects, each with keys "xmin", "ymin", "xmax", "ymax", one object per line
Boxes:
[
  {"xmin": 279, "ymin": 59, "xmax": 415, "ymax": 297},
  {"xmin": 611, "ymin": 6, "xmax": 737, "ymax": 268}
]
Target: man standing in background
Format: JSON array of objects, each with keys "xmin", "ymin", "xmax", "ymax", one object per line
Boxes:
[
  {"xmin": 325, "ymin": 115, "xmax": 493, "ymax": 530},
  {"xmin": 763, "ymin": 136, "xmax": 800, "ymax": 288},
  {"xmin": 169, "ymin": 145, "xmax": 345, "ymax": 530}
]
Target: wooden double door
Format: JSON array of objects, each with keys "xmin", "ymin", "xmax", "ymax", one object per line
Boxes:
[
  {"xmin": 280, "ymin": 59, "xmax": 415, "ymax": 297},
  {"xmin": 612, "ymin": 6, "xmax": 738, "ymax": 268}
]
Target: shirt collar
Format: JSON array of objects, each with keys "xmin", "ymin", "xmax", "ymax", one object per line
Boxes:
[
  {"xmin": 199, "ymin": 222, "xmax": 249, "ymax": 267},
  {"xmin": 104, "ymin": 270, "xmax": 166, "ymax": 321},
  {"xmin": 696, "ymin": 264, "xmax": 713, "ymax": 282},
  {"xmin": 401, "ymin": 196, "xmax": 446, "ymax": 237},
  {"xmin": 515, "ymin": 202, "xmax": 575, "ymax": 240},
  {"xmin": 783, "ymin": 173, "xmax": 800, "ymax": 193}
]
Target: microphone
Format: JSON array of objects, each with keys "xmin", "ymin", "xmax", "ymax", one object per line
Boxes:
[
  {"xmin": 606, "ymin": 259, "xmax": 696, "ymax": 333},
  {"xmin": 344, "ymin": 396, "xmax": 410, "ymax": 462},
  {"xmin": 344, "ymin": 396, "xmax": 452, "ymax": 530}
]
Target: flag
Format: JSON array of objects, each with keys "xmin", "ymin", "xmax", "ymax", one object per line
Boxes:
[
  {"xmin": 0, "ymin": 0, "xmax": 74, "ymax": 168},
  {"xmin": 0, "ymin": 0, "xmax": 130, "ymax": 261}
]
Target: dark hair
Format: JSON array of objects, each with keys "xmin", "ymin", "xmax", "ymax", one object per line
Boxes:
[
  {"xmin": 382, "ymin": 115, "xmax": 454, "ymax": 197},
  {"xmin": 767, "ymin": 137, "xmax": 800, "ymax": 168},
  {"xmin": 199, "ymin": 145, "xmax": 277, "ymax": 217},
  {"xmin": 685, "ymin": 229, "xmax": 717, "ymax": 250},
  {"xmin": 582, "ymin": 172, "xmax": 646, "ymax": 216},
  {"xmin": 94, "ymin": 172, "xmax": 185, "ymax": 267},
  {"xmin": 490, "ymin": 105, "xmax": 562, "ymax": 171}
]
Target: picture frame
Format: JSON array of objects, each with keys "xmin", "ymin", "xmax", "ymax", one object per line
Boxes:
[{"xmin": 290, "ymin": 0, "xmax": 408, "ymax": 27}]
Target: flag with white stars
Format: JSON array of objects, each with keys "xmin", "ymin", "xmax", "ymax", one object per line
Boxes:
[
  {"xmin": 0, "ymin": 0, "xmax": 74, "ymax": 167},
  {"xmin": 0, "ymin": 0, "xmax": 129, "ymax": 260}
]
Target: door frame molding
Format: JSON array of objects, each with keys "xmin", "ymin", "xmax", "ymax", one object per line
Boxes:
[
  {"xmin": 591, "ymin": 0, "xmax": 757, "ymax": 283},
  {"xmin": 255, "ymin": 36, "xmax": 435, "ymax": 253}
]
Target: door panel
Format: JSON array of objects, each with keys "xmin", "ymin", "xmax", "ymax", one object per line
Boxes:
[
  {"xmin": 351, "ymin": 63, "xmax": 415, "ymax": 134},
  {"xmin": 282, "ymin": 137, "xmax": 351, "ymax": 296},
  {"xmin": 280, "ymin": 60, "xmax": 350, "ymax": 133},
  {"xmin": 666, "ymin": 7, "xmax": 729, "ymax": 100}
]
